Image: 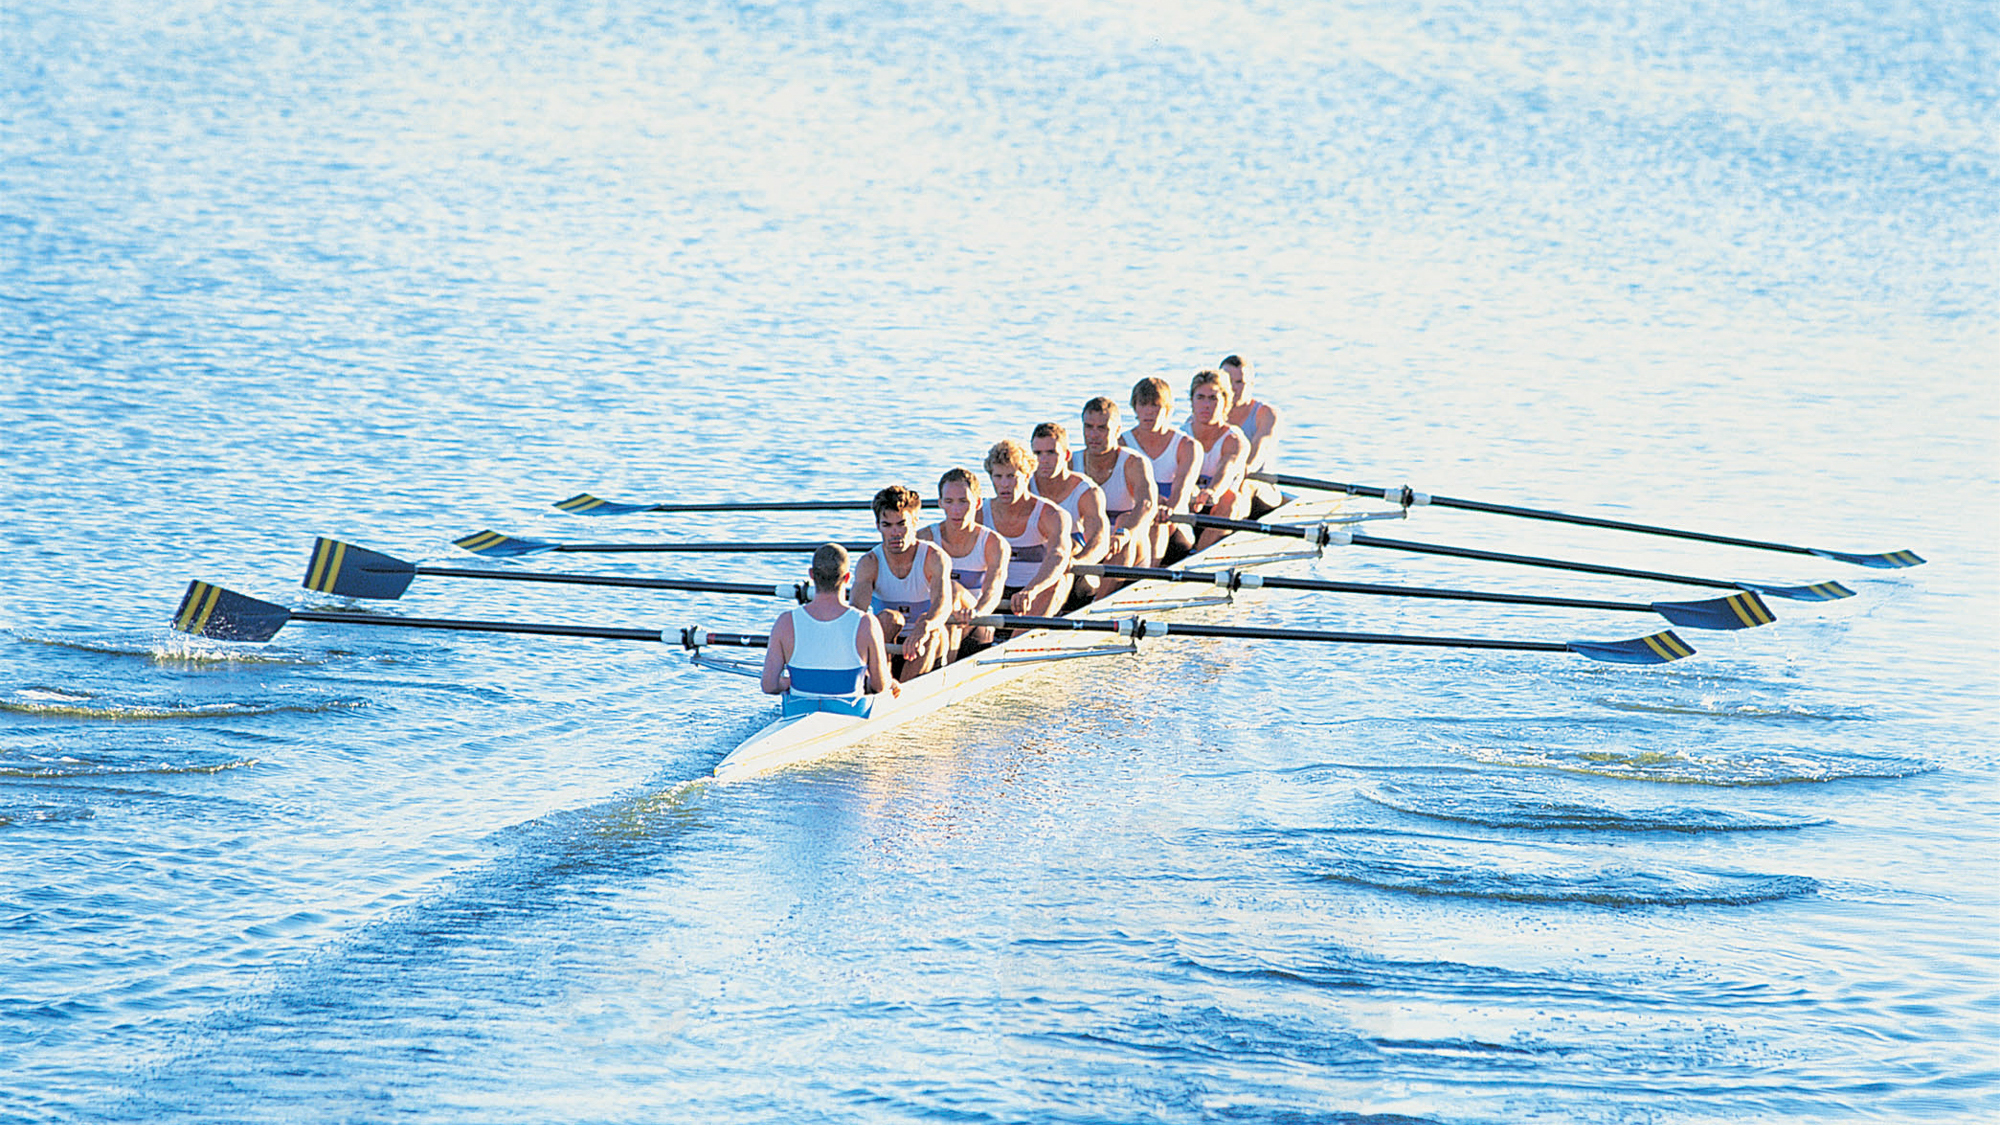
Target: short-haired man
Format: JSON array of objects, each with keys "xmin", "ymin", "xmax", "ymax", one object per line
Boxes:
[
  {"xmin": 850, "ymin": 485, "xmax": 953, "ymax": 677},
  {"xmin": 761, "ymin": 543, "xmax": 896, "ymax": 717},
  {"xmin": 1219, "ymin": 354, "xmax": 1282, "ymax": 515},
  {"xmin": 919, "ymin": 466, "xmax": 1010, "ymax": 657},
  {"xmin": 982, "ymin": 438, "xmax": 1073, "ymax": 618},
  {"xmin": 1028, "ymin": 421, "xmax": 1110, "ymax": 600},
  {"xmin": 1122, "ymin": 377, "xmax": 1203, "ymax": 561},
  {"xmin": 1076, "ymin": 396, "xmax": 1158, "ymax": 570}
]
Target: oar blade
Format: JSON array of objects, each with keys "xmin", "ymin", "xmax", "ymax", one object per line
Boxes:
[
  {"xmin": 1651, "ymin": 591, "xmax": 1776, "ymax": 631},
  {"xmin": 453, "ymin": 530, "xmax": 559, "ymax": 558},
  {"xmin": 172, "ymin": 581, "xmax": 293, "ymax": 642},
  {"xmin": 1567, "ymin": 630, "xmax": 1695, "ymax": 665},
  {"xmin": 1736, "ymin": 580, "xmax": 1856, "ymax": 602},
  {"xmin": 1810, "ymin": 547, "xmax": 1925, "ymax": 569},
  {"xmin": 302, "ymin": 538, "xmax": 417, "ymax": 599},
  {"xmin": 553, "ymin": 493, "xmax": 658, "ymax": 516}
]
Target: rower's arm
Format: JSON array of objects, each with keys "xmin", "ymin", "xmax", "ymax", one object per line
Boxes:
[
  {"xmin": 914, "ymin": 546, "xmax": 953, "ymax": 635},
  {"xmin": 971, "ymin": 537, "xmax": 1010, "ymax": 617},
  {"xmin": 1213, "ymin": 430, "xmax": 1249, "ymax": 497},
  {"xmin": 760, "ymin": 613, "xmax": 794, "ymax": 694},
  {"xmin": 1022, "ymin": 506, "xmax": 1073, "ymax": 600},
  {"xmin": 1120, "ymin": 456, "xmax": 1158, "ymax": 534},
  {"xmin": 1243, "ymin": 403, "xmax": 1279, "ymax": 471},
  {"xmin": 1167, "ymin": 438, "xmax": 1202, "ymax": 512},
  {"xmin": 857, "ymin": 614, "xmax": 896, "ymax": 695},
  {"xmin": 1076, "ymin": 488, "xmax": 1110, "ymax": 565},
  {"xmin": 847, "ymin": 553, "xmax": 877, "ymax": 613}
]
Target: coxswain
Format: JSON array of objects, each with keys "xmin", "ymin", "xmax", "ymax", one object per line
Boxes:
[
  {"xmin": 981, "ymin": 438, "xmax": 1073, "ymax": 618},
  {"xmin": 1183, "ymin": 368, "xmax": 1252, "ymax": 552},
  {"xmin": 1028, "ymin": 421, "xmax": 1110, "ymax": 601},
  {"xmin": 1121, "ymin": 376, "xmax": 1203, "ymax": 562},
  {"xmin": 849, "ymin": 484, "xmax": 952, "ymax": 677},
  {"xmin": 1219, "ymin": 354, "xmax": 1282, "ymax": 516},
  {"xmin": 760, "ymin": 543, "xmax": 897, "ymax": 717},
  {"xmin": 917, "ymin": 466, "xmax": 1009, "ymax": 657},
  {"xmin": 1075, "ymin": 395, "xmax": 1158, "ymax": 570}
]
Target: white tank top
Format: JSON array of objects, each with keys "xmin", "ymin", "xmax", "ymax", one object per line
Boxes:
[
  {"xmin": 1238, "ymin": 403, "xmax": 1277, "ymax": 473},
  {"xmin": 933, "ymin": 522, "xmax": 1000, "ymax": 594},
  {"xmin": 865, "ymin": 541, "xmax": 938, "ymax": 626},
  {"xmin": 785, "ymin": 606, "xmax": 865, "ymax": 698},
  {"xmin": 1072, "ymin": 448, "xmax": 1152, "ymax": 517},
  {"xmin": 1121, "ymin": 427, "xmax": 1202, "ymax": 502},
  {"xmin": 1033, "ymin": 473, "xmax": 1103, "ymax": 546},
  {"xmin": 1183, "ymin": 421, "xmax": 1247, "ymax": 487},
  {"xmin": 982, "ymin": 496, "xmax": 1064, "ymax": 590}
]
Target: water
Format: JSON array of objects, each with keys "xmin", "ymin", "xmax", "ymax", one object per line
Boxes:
[{"xmin": 3, "ymin": 0, "xmax": 1995, "ymax": 1121}]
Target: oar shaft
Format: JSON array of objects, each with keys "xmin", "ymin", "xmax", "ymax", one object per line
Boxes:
[
  {"xmin": 1085, "ymin": 563, "xmax": 1658, "ymax": 614},
  {"xmin": 1348, "ymin": 531, "xmax": 1743, "ymax": 591},
  {"xmin": 977, "ymin": 614, "xmax": 1566, "ymax": 652},
  {"xmin": 412, "ymin": 566, "xmax": 801, "ymax": 599},
  {"xmin": 644, "ymin": 500, "xmax": 932, "ymax": 513},
  {"xmin": 551, "ymin": 541, "xmax": 873, "ymax": 554},
  {"xmin": 287, "ymin": 610, "xmax": 664, "ymax": 643}
]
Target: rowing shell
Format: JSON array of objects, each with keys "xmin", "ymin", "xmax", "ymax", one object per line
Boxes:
[{"xmin": 699, "ymin": 494, "xmax": 1346, "ymax": 781}]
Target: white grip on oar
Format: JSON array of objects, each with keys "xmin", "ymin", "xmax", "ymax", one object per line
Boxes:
[
  {"xmin": 1320, "ymin": 527, "xmax": 1354, "ymax": 547},
  {"xmin": 682, "ymin": 626, "xmax": 710, "ymax": 647}
]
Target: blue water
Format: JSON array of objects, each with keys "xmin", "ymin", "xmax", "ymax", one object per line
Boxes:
[{"xmin": 3, "ymin": 1, "xmax": 1995, "ymax": 1121}]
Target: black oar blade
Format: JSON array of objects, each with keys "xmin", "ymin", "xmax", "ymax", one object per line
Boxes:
[
  {"xmin": 302, "ymin": 538, "xmax": 417, "ymax": 599},
  {"xmin": 1651, "ymin": 591, "xmax": 1775, "ymax": 631},
  {"xmin": 1810, "ymin": 547, "xmax": 1925, "ymax": 569},
  {"xmin": 554, "ymin": 493, "xmax": 657, "ymax": 516},
  {"xmin": 1736, "ymin": 580, "xmax": 1855, "ymax": 602},
  {"xmin": 453, "ymin": 530, "xmax": 559, "ymax": 558},
  {"xmin": 1567, "ymin": 630, "xmax": 1694, "ymax": 665},
  {"xmin": 173, "ymin": 581, "xmax": 293, "ymax": 642}
]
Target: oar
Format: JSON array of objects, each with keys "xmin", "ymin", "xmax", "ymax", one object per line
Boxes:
[
  {"xmin": 303, "ymin": 538, "xmax": 810, "ymax": 602},
  {"xmin": 555, "ymin": 493, "xmax": 935, "ymax": 516},
  {"xmin": 452, "ymin": 530, "xmax": 873, "ymax": 559},
  {"xmin": 1174, "ymin": 513, "xmax": 1855, "ymax": 602},
  {"xmin": 974, "ymin": 614, "xmax": 1693, "ymax": 665},
  {"xmin": 1074, "ymin": 563, "xmax": 1775, "ymax": 630},
  {"xmin": 172, "ymin": 581, "xmax": 769, "ymax": 648},
  {"xmin": 1250, "ymin": 471, "xmax": 1923, "ymax": 569}
]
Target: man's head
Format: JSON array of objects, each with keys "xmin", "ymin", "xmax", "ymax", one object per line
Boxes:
[
  {"xmin": 809, "ymin": 543, "xmax": 850, "ymax": 592},
  {"xmin": 872, "ymin": 484, "xmax": 922, "ymax": 550}
]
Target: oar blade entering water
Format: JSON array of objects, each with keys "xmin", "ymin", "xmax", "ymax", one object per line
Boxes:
[
  {"xmin": 1650, "ymin": 592, "xmax": 1775, "ymax": 631},
  {"xmin": 1567, "ymin": 630, "xmax": 1695, "ymax": 665},
  {"xmin": 1810, "ymin": 546, "xmax": 1925, "ymax": 569},
  {"xmin": 1735, "ymin": 579, "xmax": 1856, "ymax": 602},
  {"xmin": 173, "ymin": 581, "xmax": 294, "ymax": 642},
  {"xmin": 302, "ymin": 538, "xmax": 417, "ymax": 599},
  {"xmin": 554, "ymin": 493, "xmax": 659, "ymax": 516},
  {"xmin": 453, "ymin": 530, "xmax": 561, "ymax": 558}
]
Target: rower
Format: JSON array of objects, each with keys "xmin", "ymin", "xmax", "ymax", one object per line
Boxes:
[
  {"xmin": 1183, "ymin": 368, "xmax": 1252, "ymax": 552},
  {"xmin": 1220, "ymin": 354, "xmax": 1282, "ymax": 516},
  {"xmin": 849, "ymin": 484, "xmax": 952, "ymax": 676},
  {"xmin": 917, "ymin": 466, "xmax": 1010, "ymax": 657},
  {"xmin": 1076, "ymin": 395, "xmax": 1159, "ymax": 570},
  {"xmin": 1028, "ymin": 421, "xmax": 1110, "ymax": 601},
  {"xmin": 1121, "ymin": 376, "xmax": 1203, "ymax": 563},
  {"xmin": 981, "ymin": 438, "xmax": 1073, "ymax": 617},
  {"xmin": 760, "ymin": 543, "xmax": 897, "ymax": 717}
]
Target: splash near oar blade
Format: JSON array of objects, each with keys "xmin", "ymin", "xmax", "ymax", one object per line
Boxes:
[
  {"xmin": 1810, "ymin": 547, "xmax": 1925, "ymax": 569},
  {"xmin": 173, "ymin": 581, "xmax": 293, "ymax": 642},
  {"xmin": 1650, "ymin": 591, "xmax": 1775, "ymax": 631},
  {"xmin": 303, "ymin": 538, "xmax": 418, "ymax": 599},
  {"xmin": 453, "ymin": 530, "xmax": 561, "ymax": 558},
  {"xmin": 554, "ymin": 493, "xmax": 659, "ymax": 516}
]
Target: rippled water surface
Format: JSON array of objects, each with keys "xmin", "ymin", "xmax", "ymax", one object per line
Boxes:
[{"xmin": 3, "ymin": 1, "xmax": 1995, "ymax": 1122}]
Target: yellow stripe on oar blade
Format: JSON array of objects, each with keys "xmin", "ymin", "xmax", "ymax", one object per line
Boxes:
[
  {"xmin": 304, "ymin": 538, "xmax": 346, "ymax": 594},
  {"xmin": 555, "ymin": 494, "xmax": 606, "ymax": 513},
  {"xmin": 453, "ymin": 530, "xmax": 509, "ymax": 553},
  {"xmin": 1641, "ymin": 631, "xmax": 1695, "ymax": 661},
  {"xmin": 174, "ymin": 581, "xmax": 223, "ymax": 634},
  {"xmin": 1726, "ymin": 591, "xmax": 1775, "ymax": 627}
]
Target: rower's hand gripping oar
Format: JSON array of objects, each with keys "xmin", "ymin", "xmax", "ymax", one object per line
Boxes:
[
  {"xmin": 452, "ymin": 530, "xmax": 873, "ymax": 559},
  {"xmin": 974, "ymin": 614, "xmax": 1694, "ymax": 665},
  {"xmin": 1074, "ymin": 563, "xmax": 1776, "ymax": 630},
  {"xmin": 1250, "ymin": 471, "xmax": 1923, "ymax": 569},
  {"xmin": 554, "ymin": 494, "xmax": 937, "ymax": 516},
  {"xmin": 1173, "ymin": 513, "xmax": 1855, "ymax": 602},
  {"xmin": 303, "ymin": 538, "xmax": 811, "ymax": 603}
]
